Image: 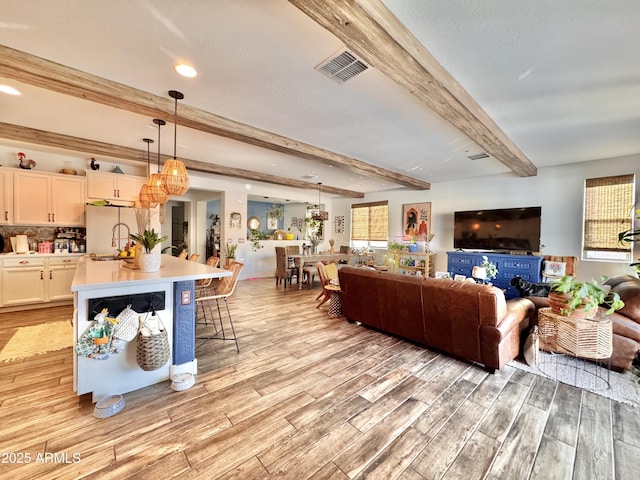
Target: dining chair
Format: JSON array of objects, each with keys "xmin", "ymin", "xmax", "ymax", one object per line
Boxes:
[
  {"xmin": 275, "ymin": 246, "xmax": 293, "ymax": 287},
  {"xmin": 188, "ymin": 253, "xmax": 200, "ymax": 263},
  {"xmin": 195, "ymin": 261, "xmax": 244, "ymax": 352},
  {"xmin": 177, "ymin": 249, "xmax": 187, "ymax": 259},
  {"xmin": 195, "ymin": 256, "xmax": 221, "ymax": 296}
]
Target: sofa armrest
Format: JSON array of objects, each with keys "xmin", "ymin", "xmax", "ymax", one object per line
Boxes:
[{"xmin": 496, "ymin": 298, "xmax": 536, "ymax": 338}]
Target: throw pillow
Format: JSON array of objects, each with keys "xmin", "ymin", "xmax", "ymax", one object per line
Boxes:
[{"xmin": 543, "ymin": 261, "xmax": 566, "ymax": 277}]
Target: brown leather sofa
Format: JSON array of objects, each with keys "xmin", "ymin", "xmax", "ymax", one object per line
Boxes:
[
  {"xmin": 338, "ymin": 266, "xmax": 535, "ymax": 372},
  {"xmin": 527, "ymin": 274, "xmax": 640, "ymax": 371}
]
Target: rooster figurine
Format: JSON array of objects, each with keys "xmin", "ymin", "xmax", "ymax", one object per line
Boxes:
[
  {"xmin": 18, "ymin": 152, "xmax": 36, "ymax": 170},
  {"xmin": 90, "ymin": 157, "xmax": 100, "ymax": 170}
]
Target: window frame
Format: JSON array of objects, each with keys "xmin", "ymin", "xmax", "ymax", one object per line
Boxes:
[
  {"xmin": 350, "ymin": 200, "xmax": 389, "ymax": 248},
  {"xmin": 582, "ymin": 174, "xmax": 635, "ymax": 262}
]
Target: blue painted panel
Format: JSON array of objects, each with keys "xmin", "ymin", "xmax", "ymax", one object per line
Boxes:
[{"xmin": 173, "ymin": 280, "xmax": 195, "ymax": 365}]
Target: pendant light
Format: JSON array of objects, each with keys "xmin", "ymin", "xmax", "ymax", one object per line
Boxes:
[
  {"xmin": 312, "ymin": 182, "xmax": 328, "ymax": 220},
  {"xmin": 159, "ymin": 90, "xmax": 189, "ymax": 196},
  {"xmin": 138, "ymin": 137, "xmax": 157, "ymax": 209},
  {"xmin": 147, "ymin": 118, "xmax": 169, "ymax": 205}
]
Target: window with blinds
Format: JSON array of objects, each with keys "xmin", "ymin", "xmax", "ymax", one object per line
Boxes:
[
  {"xmin": 351, "ymin": 201, "xmax": 388, "ymax": 243},
  {"xmin": 583, "ymin": 174, "xmax": 635, "ymax": 260}
]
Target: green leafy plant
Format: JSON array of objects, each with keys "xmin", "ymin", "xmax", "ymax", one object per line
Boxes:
[
  {"xmin": 387, "ymin": 240, "xmax": 408, "ymax": 252},
  {"xmin": 129, "ymin": 229, "xmax": 167, "ymax": 254},
  {"xmin": 481, "ymin": 256, "xmax": 498, "ymax": 279},
  {"xmin": 550, "ymin": 275, "xmax": 624, "ymax": 316},
  {"xmin": 619, "ymin": 207, "xmax": 640, "ymax": 272},
  {"xmin": 249, "ymin": 228, "xmax": 267, "ymax": 252},
  {"xmin": 267, "ymin": 203, "xmax": 284, "ymax": 220},
  {"xmin": 225, "ymin": 243, "xmax": 238, "ymax": 258}
]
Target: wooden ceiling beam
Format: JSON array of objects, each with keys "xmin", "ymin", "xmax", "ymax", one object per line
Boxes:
[
  {"xmin": 289, "ymin": 0, "xmax": 537, "ymax": 177},
  {"xmin": 0, "ymin": 44, "xmax": 429, "ymax": 190},
  {"xmin": 0, "ymin": 122, "xmax": 365, "ymax": 198}
]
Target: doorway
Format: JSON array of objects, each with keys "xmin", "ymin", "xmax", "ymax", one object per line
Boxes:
[{"xmin": 171, "ymin": 204, "xmax": 187, "ymax": 256}]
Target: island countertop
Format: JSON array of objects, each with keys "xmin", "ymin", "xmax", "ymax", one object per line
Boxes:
[{"xmin": 72, "ymin": 254, "xmax": 231, "ymax": 291}]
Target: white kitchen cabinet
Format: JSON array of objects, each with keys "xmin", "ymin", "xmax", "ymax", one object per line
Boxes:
[
  {"xmin": 0, "ymin": 255, "xmax": 79, "ymax": 306},
  {"xmin": 86, "ymin": 170, "xmax": 146, "ymax": 204},
  {"xmin": 13, "ymin": 170, "xmax": 86, "ymax": 226},
  {"xmin": 47, "ymin": 256, "xmax": 79, "ymax": 301},
  {"xmin": 1, "ymin": 257, "xmax": 47, "ymax": 306},
  {"xmin": 0, "ymin": 168, "xmax": 13, "ymax": 224}
]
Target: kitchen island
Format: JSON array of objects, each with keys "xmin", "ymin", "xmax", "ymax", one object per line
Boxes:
[{"xmin": 72, "ymin": 254, "xmax": 231, "ymax": 401}]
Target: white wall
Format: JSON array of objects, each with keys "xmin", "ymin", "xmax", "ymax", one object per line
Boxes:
[{"xmin": 331, "ymin": 154, "xmax": 640, "ymax": 282}]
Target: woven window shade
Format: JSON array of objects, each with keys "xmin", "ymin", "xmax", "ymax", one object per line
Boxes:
[
  {"xmin": 351, "ymin": 201, "xmax": 388, "ymax": 241},
  {"xmin": 584, "ymin": 174, "xmax": 634, "ymax": 252}
]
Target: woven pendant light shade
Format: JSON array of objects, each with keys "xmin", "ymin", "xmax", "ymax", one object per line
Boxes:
[
  {"xmin": 138, "ymin": 183, "xmax": 158, "ymax": 209},
  {"xmin": 148, "ymin": 119, "xmax": 169, "ymax": 205},
  {"xmin": 139, "ymin": 137, "xmax": 158, "ymax": 209},
  {"xmin": 160, "ymin": 90, "xmax": 189, "ymax": 196},
  {"xmin": 160, "ymin": 158, "xmax": 189, "ymax": 196},
  {"xmin": 147, "ymin": 173, "xmax": 169, "ymax": 205}
]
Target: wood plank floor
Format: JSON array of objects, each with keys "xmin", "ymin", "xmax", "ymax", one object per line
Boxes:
[{"xmin": 0, "ymin": 277, "xmax": 639, "ymax": 479}]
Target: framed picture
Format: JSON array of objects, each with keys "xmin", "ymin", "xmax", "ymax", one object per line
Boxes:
[
  {"xmin": 267, "ymin": 217, "xmax": 278, "ymax": 230},
  {"xmin": 435, "ymin": 271, "xmax": 451, "ymax": 279},
  {"xmin": 454, "ymin": 274, "xmax": 466, "ymax": 281},
  {"xmin": 402, "ymin": 202, "xmax": 431, "ymax": 240}
]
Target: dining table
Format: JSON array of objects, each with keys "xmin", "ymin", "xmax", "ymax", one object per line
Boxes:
[{"xmin": 291, "ymin": 252, "xmax": 351, "ymax": 289}]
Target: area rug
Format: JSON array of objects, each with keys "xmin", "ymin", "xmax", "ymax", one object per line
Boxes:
[
  {"xmin": 0, "ymin": 321, "xmax": 73, "ymax": 362},
  {"xmin": 509, "ymin": 351, "xmax": 640, "ymax": 408}
]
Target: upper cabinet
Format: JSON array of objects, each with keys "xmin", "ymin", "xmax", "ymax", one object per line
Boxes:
[
  {"xmin": 86, "ymin": 170, "xmax": 146, "ymax": 204},
  {"xmin": 0, "ymin": 168, "xmax": 13, "ymax": 225},
  {"xmin": 13, "ymin": 170, "xmax": 86, "ymax": 226}
]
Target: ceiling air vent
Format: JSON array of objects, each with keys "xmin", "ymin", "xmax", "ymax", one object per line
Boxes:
[
  {"xmin": 468, "ymin": 153, "xmax": 490, "ymax": 161},
  {"xmin": 316, "ymin": 50, "xmax": 368, "ymax": 84}
]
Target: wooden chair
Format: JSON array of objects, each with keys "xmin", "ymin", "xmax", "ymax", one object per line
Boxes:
[
  {"xmin": 541, "ymin": 255, "xmax": 578, "ymax": 282},
  {"xmin": 195, "ymin": 261, "xmax": 244, "ymax": 352},
  {"xmin": 177, "ymin": 249, "xmax": 187, "ymax": 259},
  {"xmin": 316, "ymin": 262, "xmax": 338, "ymax": 301},
  {"xmin": 315, "ymin": 262, "xmax": 333, "ymax": 308},
  {"xmin": 188, "ymin": 253, "xmax": 200, "ymax": 263}
]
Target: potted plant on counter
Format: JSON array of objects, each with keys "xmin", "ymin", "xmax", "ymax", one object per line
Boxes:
[
  {"xmin": 549, "ymin": 275, "xmax": 624, "ymax": 318},
  {"xmin": 129, "ymin": 229, "xmax": 167, "ymax": 273}
]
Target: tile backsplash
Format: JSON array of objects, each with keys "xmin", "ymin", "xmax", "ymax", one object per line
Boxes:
[{"xmin": 0, "ymin": 226, "xmax": 86, "ymax": 253}]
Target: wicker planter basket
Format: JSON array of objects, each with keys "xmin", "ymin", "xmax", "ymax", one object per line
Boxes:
[
  {"xmin": 538, "ymin": 307, "xmax": 612, "ymax": 359},
  {"xmin": 136, "ymin": 313, "xmax": 170, "ymax": 371}
]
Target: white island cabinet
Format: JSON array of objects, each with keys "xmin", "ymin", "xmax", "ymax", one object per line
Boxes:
[{"xmin": 72, "ymin": 254, "xmax": 231, "ymax": 402}]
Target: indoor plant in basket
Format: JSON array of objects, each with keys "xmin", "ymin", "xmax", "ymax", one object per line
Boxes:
[
  {"xmin": 129, "ymin": 229, "xmax": 167, "ymax": 272},
  {"xmin": 549, "ymin": 275, "xmax": 624, "ymax": 318}
]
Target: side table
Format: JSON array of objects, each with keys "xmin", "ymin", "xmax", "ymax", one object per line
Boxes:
[
  {"xmin": 324, "ymin": 284, "xmax": 343, "ymax": 317},
  {"xmin": 537, "ymin": 307, "xmax": 613, "ymax": 390}
]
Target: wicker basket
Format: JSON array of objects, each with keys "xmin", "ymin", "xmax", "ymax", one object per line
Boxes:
[
  {"xmin": 136, "ymin": 313, "xmax": 170, "ymax": 371},
  {"xmin": 538, "ymin": 307, "xmax": 612, "ymax": 359}
]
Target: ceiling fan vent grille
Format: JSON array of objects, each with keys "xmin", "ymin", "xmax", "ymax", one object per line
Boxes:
[{"xmin": 316, "ymin": 50, "xmax": 368, "ymax": 84}]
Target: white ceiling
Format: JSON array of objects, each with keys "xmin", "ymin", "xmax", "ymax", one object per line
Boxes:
[{"xmin": 1, "ymin": 0, "xmax": 639, "ymax": 197}]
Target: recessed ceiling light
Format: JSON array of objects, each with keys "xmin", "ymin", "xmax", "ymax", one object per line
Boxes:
[
  {"xmin": 0, "ymin": 85, "xmax": 21, "ymax": 95},
  {"xmin": 174, "ymin": 63, "xmax": 197, "ymax": 78}
]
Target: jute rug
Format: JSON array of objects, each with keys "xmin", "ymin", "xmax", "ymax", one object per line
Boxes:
[
  {"xmin": 510, "ymin": 351, "xmax": 640, "ymax": 408},
  {"xmin": 0, "ymin": 321, "xmax": 73, "ymax": 362}
]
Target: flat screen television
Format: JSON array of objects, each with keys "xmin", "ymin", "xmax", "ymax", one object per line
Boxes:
[{"xmin": 454, "ymin": 206, "xmax": 542, "ymax": 252}]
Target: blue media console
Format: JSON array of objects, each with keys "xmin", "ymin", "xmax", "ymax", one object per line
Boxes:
[{"xmin": 447, "ymin": 251, "xmax": 542, "ymax": 299}]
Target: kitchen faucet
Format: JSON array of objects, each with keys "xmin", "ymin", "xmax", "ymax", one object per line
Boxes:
[{"xmin": 111, "ymin": 222, "xmax": 130, "ymax": 250}]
